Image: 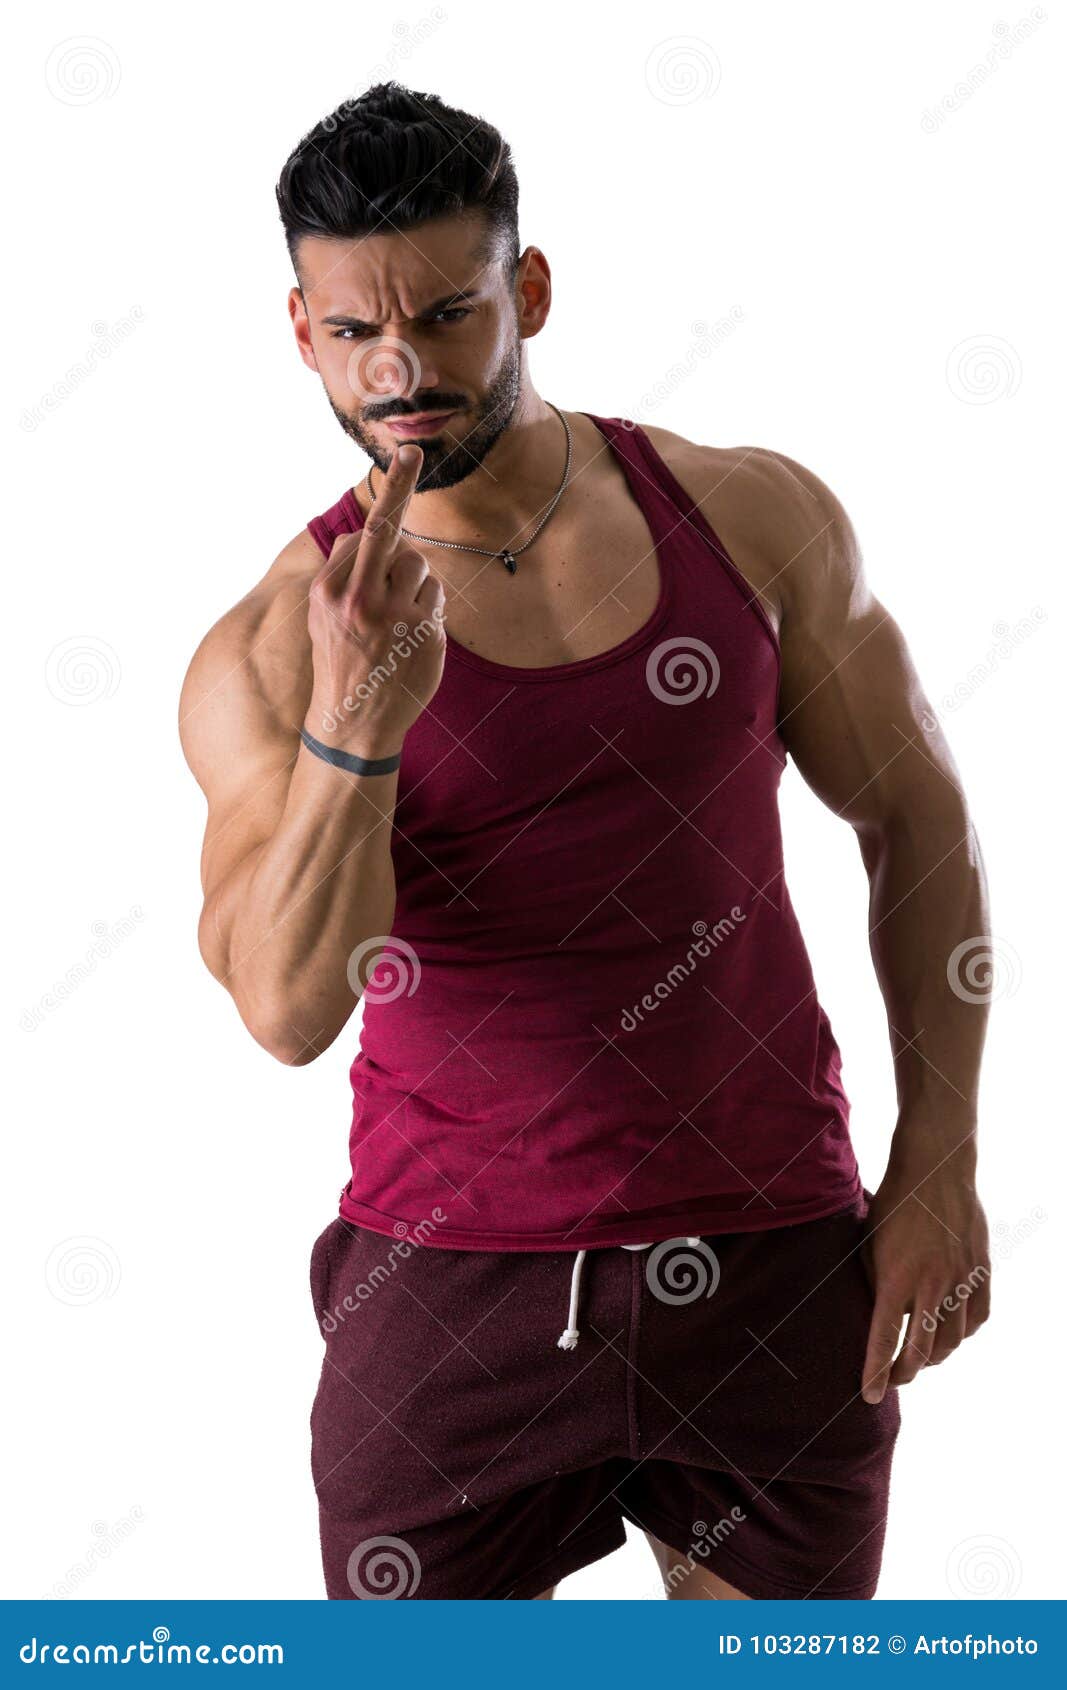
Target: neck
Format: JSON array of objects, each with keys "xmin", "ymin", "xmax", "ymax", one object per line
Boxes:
[{"xmin": 365, "ymin": 389, "xmax": 569, "ymax": 548}]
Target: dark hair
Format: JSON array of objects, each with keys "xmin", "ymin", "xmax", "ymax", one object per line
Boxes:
[{"xmin": 275, "ymin": 82, "xmax": 520, "ymax": 286}]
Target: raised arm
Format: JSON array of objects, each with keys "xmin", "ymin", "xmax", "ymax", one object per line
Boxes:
[
  {"xmin": 179, "ymin": 443, "xmax": 445, "ymax": 1065},
  {"xmin": 759, "ymin": 450, "xmax": 992, "ymax": 1402}
]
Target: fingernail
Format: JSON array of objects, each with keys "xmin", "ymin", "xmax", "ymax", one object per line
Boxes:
[
  {"xmin": 862, "ymin": 1386, "xmax": 883, "ymax": 1404},
  {"xmin": 398, "ymin": 444, "xmax": 418, "ymax": 467}
]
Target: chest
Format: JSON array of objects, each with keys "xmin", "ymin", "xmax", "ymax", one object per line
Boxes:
[{"xmin": 432, "ymin": 482, "xmax": 664, "ymax": 669}]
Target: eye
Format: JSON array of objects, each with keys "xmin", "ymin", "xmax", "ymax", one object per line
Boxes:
[{"xmin": 330, "ymin": 307, "xmax": 469, "ymax": 340}]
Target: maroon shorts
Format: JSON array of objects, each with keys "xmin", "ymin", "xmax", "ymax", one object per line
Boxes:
[{"xmin": 308, "ymin": 1194, "xmax": 900, "ymax": 1600}]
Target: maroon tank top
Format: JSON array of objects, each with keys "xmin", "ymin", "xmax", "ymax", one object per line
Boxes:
[{"xmin": 307, "ymin": 414, "xmax": 861, "ymax": 1250}]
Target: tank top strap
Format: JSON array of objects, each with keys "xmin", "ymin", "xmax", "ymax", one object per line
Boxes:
[
  {"xmin": 584, "ymin": 411, "xmax": 730, "ymax": 559},
  {"xmin": 585, "ymin": 413, "xmax": 778, "ymax": 650},
  {"xmin": 307, "ymin": 487, "xmax": 364, "ymax": 559}
]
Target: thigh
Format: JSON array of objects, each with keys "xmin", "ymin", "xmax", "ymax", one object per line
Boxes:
[
  {"xmin": 315, "ymin": 1477, "xmax": 626, "ymax": 1600},
  {"xmin": 307, "ymin": 1218, "xmax": 632, "ymax": 1598},
  {"xmin": 645, "ymin": 1530, "xmax": 751, "ymax": 1599},
  {"xmin": 618, "ymin": 1198, "xmax": 901, "ymax": 1600}
]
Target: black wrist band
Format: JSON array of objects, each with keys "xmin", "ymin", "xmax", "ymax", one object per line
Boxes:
[{"xmin": 299, "ymin": 727, "xmax": 402, "ymax": 776}]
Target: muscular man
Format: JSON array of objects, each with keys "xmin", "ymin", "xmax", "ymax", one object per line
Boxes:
[{"xmin": 179, "ymin": 84, "xmax": 991, "ymax": 1601}]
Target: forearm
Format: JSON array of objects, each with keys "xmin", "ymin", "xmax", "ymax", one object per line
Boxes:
[
  {"xmin": 858, "ymin": 798, "xmax": 990, "ymax": 1178},
  {"xmin": 217, "ymin": 738, "xmax": 401, "ymax": 1061}
]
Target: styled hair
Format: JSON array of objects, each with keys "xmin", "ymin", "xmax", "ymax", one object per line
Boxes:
[{"xmin": 275, "ymin": 82, "xmax": 520, "ymax": 285}]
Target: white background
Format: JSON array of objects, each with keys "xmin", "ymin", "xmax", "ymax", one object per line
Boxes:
[{"xmin": 4, "ymin": 0, "xmax": 1062, "ymax": 1602}]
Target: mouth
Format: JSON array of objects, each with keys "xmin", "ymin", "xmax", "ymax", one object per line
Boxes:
[{"xmin": 383, "ymin": 409, "xmax": 459, "ymax": 439}]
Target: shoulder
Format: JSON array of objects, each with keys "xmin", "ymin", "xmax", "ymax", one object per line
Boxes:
[
  {"xmin": 638, "ymin": 425, "xmax": 862, "ymax": 627},
  {"xmin": 178, "ymin": 526, "xmax": 322, "ymax": 786}
]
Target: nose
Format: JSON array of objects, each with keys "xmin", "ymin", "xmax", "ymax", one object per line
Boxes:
[{"xmin": 346, "ymin": 333, "xmax": 439, "ymax": 406}]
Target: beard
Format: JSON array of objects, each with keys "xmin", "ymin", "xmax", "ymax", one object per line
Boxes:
[{"xmin": 326, "ymin": 331, "xmax": 523, "ymax": 493}]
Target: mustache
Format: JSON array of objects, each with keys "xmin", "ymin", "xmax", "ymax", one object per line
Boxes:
[{"xmin": 363, "ymin": 399, "xmax": 466, "ymax": 423}]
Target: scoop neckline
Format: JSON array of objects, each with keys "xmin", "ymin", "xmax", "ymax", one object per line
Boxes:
[{"xmin": 341, "ymin": 412, "xmax": 673, "ymax": 684}]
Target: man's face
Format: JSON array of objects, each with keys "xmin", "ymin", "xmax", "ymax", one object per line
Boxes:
[{"xmin": 290, "ymin": 215, "xmax": 534, "ymax": 492}]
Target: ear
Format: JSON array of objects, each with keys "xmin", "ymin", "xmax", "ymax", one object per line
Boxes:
[
  {"xmin": 515, "ymin": 246, "xmax": 552, "ymax": 339},
  {"xmin": 289, "ymin": 286, "xmax": 319, "ymax": 372}
]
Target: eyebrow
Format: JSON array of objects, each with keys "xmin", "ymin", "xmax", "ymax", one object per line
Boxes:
[{"xmin": 320, "ymin": 288, "xmax": 485, "ymax": 330}]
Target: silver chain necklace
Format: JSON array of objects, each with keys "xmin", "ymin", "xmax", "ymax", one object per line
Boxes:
[{"xmin": 367, "ymin": 402, "xmax": 572, "ymax": 575}]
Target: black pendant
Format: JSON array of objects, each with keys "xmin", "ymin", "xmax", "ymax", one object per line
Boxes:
[{"xmin": 500, "ymin": 550, "xmax": 517, "ymax": 575}]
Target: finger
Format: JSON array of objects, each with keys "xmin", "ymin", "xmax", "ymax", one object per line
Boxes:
[
  {"xmin": 858, "ymin": 1231, "xmax": 878, "ymax": 1299},
  {"xmin": 312, "ymin": 529, "xmax": 363, "ymax": 599},
  {"xmin": 388, "ymin": 551, "xmax": 429, "ymax": 600},
  {"xmin": 928, "ymin": 1302, "xmax": 967, "ymax": 1366},
  {"xmin": 357, "ymin": 444, "xmax": 423, "ymax": 584},
  {"xmin": 965, "ymin": 1274, "xmax": 991, "ymax": 1337},
  {"xmin": 413, "ymin": 574, "xmax": 446, "ymax": 641},
  {"xmin": 862, "ymin": 1295, "xmax": 905, "ymax": 1404},
  {"xmin": 889, "ymin": 1298, "xmax": 938, "ymax": 1387},
  {"xmin": 414, "ymin": 571, "xmax": 446, "ymax": 615},
  {"xmin": 414, "ymin": 576, "xmax": 446, "ymax": 642}
]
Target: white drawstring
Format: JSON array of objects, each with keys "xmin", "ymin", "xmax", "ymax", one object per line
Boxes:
[
  {"xmin": 556, "ymin": 1237, "xmax": 702, "ymax": 1351},
  {"xmin": 556, "ymin": 1251, "xmax": 587, "ymax": 1350}
]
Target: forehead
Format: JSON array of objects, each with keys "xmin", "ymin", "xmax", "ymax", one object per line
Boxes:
[{"xmin": 297, "ymin": 214, "xmax": 498, "ymax": 320}]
